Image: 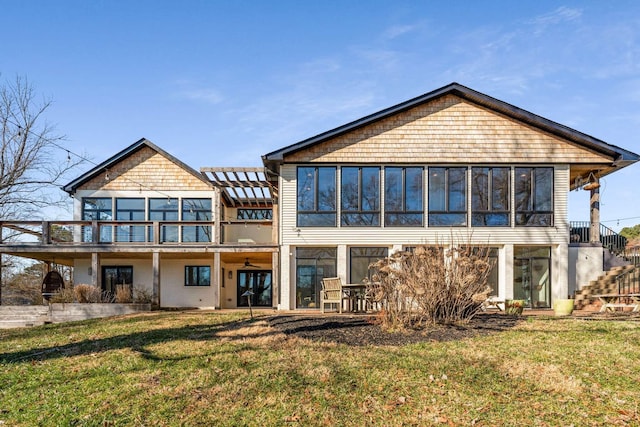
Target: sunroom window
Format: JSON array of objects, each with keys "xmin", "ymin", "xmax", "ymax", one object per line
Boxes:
[
  {"xmin": 515, "ymin": 167, "xmax": 553, "ymax": 226},
  {"xmin": 428, "ymin": 167, "xmax": 467, "ymax": 226},
  {"xmin": 341, "ymin": 167, "xmax": 380, "ymax": 226}
]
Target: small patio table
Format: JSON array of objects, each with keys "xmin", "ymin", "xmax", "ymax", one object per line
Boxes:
[
  {"xmin": 594, "ymin": 293, "xmax": 640, "ymax": 312},
  {"xmin": 342, "ymin": 283, "xmax": 368, "ymax": 312}
]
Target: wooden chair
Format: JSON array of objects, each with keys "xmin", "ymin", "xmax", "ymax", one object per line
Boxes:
[{"xmin": 321, "ymin": 277, "xmax": 346, "ymax": 313}]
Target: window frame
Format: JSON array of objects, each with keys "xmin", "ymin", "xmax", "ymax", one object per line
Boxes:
[
  {"xmin": 185, "ymin": 265, "xmax": 211, "ymax": 287},
  {"xmin": 296, "ymin": 166, "xmax": 337, "ymax": 227},
  {"xmin": 115, "ymin": 198, "xmax": 146, "ymax": 242},
  {"xmin": 182, "ymin": 198, "xmax": 213, "ymax": 242},
  {"xmin": 340, "ymin": 166, "xmax": 381, "ymax": 227},
  {"xmin": 514, "ymin": 167, "xmax": 554, "ymax": 227},
  {"xmin": 149, "ymin": 198, "xmax": 179, "ymax": 243},
  {"xmin": 384, "ymin": 167, "xmax": 424, "ymax": 227},
  {"xmin": 427, "ymin": 167, "xmax": 467, "ymax": 226},
  {"xmin": 349, "ymin": 247, "xmax": 388, "ymax": 284},
  {"xmin": 471, "ymin": 167, "xmax": 511, "ymax": 227}
]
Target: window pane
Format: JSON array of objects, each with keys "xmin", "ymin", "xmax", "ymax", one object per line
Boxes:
[
  {"xmin": 428, "ymin": 168, "xmax": 446, "ymax": 211},
  {"xmin": 361, "ymin": 167, "xmax": 380, "ymax": 211},
  {"xmin": 295, "ymin": 247, "xmax": 337, "ymax": 309},
  {"xmin": 349, "ymin": 247, "xmax": 388, "ymax": 283},
  {"xmin": 472, "ymin": 168, "xmax": 489, "ymax": 211},
  {"xmin": 492, "ymin": 168, "xmax": 510, "ymax": 210},
  {"xmin": 449, "ymin": 168, "xmax": 466, "ymax": 211},
  {"xmin": 385, "ymin": 168, "xmax": 403, "ymax": 211},
  {"xmin": 341, "ymin": 167, "xmax": 380, "ymax": 226},
  {"xmin": 317, "ymin": 168, "xmax": 336, "ymax": 211},
  {"xmin": 341, "ymin": 168, "xmax": 359, "ymax": 211},
  {"xmin": 405, "ymin": 168, "xmax": 423, "ymax": 210},
  {"xmin": 297, "ymin": 167, "xmax": 336, "ymax": 226},
  {"xmin": 297, "ymin": 167, "xmax": 316, "ymax": 211},
  {"xmin": 535, "ymin": 168, "xmax": 553, "ymax": 211},
  {"xmin": 515, "ymin": 167, "xmax": 553, "ymax": 226}
]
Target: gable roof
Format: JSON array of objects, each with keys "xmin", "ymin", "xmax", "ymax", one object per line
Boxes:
[
  {"xmin": 62, "ymin": 138, "xmax": 211, "ymax": 194},
  {"xmin": 262, "ymin": 82, "xmax": 639, "ymax": 172}
]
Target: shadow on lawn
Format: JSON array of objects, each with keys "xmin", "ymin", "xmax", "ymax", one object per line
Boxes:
[{"xmin": 0, "ymin": 316, "xmax": 272, "ymax": 364}]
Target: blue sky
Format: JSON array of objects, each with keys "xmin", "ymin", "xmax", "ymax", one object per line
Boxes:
[{"xmin": 2, "ymin": 0, "xmax": 640, "ymax": 229}]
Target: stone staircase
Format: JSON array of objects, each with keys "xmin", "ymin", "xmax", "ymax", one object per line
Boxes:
[{"xmin": 574, "ymin": 264, "xmax": 638, "ymax": 311}]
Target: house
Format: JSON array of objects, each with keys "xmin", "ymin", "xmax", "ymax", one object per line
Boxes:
[
  {"xmin": 262, "ymin": 83, "xmax": 639, "ymax": 310},
  {"xmin": 0, "ymin": 83, "xmax": 638, "ymax": 311},
  {"xmin": 0, "ymin": 138, "xmax": 278, "ymax": 309}
]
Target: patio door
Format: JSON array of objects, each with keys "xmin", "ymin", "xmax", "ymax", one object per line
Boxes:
[
  {"xmin": 237, "ymin": 270, "xmax": 272, "ymax": 307},
  {"xmin": 513, "ymin": 247, "xmax": 551, "ymax": 308}
]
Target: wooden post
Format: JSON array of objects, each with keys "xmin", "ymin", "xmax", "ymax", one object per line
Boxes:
[
  {"xmin": 42, "ymin": 221, "xmax": 50, "ymax": 244},
  {"xmin": 152, "ymin": 251, "xmax": 160, "ymax": 307},
  {"xmin": 91, "ymin": 252, "xmax": 100, "ymax": 289},
  {"xmin": 213, "ymin": 252, "xmax": 220, "ymax": 308},
  {"xmin": 589, "ymin": 179, "xmax": 600, "ymax": 244}
]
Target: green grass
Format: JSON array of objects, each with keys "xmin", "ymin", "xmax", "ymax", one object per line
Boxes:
[{"xmin": 1, "ymin": 312, "xmax": 639, "ymax": 426}]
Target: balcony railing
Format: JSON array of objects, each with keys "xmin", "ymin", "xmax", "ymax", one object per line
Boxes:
[
  {"xmin": 569, "ymin": 221, "xmax": 627, "ymax": 254},
  {"xmin": 0, "ymin": 220, "xmax": 274, "ymax": 246}
]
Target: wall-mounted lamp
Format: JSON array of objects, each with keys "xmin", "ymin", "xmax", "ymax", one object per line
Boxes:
[{"xmin": 228, "ymin": 270, "xmax": 233, "ymax": 279}]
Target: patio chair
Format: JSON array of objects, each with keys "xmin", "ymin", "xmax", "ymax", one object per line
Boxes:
[{"xmin": 321, "ymin": 277, "xmax": 346, "ymax": 313}]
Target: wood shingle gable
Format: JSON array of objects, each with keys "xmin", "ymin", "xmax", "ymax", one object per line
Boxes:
[
  {"xmin": 263, "ymin": 83, "xmax": 639, "ymax": 180},
  {"xmin": 282, "ymin": 95, "xmax": 613, "ymax": 164},
  {"xmin": 63, "ymin": 138, "xmax": 213, "ymax": 194}
]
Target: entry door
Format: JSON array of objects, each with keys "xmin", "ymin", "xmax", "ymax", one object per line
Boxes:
[
  {"xmin": 513, "ymin": 247, "xmax": 551, "ymax": 308},
  {"xmin": 237, "ymin": 270, "xmax": 272, "ymax": 307}
]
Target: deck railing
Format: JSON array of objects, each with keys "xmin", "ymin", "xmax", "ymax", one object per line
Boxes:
[
  {"xmin": 0, "ymin": 220, "xmax": 274, "ymax": 246},
  {"xmin": 569, "ymin": 221, "xmax": 628, "ymax": 254}
]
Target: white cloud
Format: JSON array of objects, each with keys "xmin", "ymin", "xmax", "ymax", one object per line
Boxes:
[
  {"xmin": 528, "ymin": 6, "xmax": 582, "ymax": 28},
  {"xmin": 179, "ymin": 88, "xmax": 224, "ymax": 104},
  {"xmin": 381, "ymin": 24, "xmax": 416, "ymax": 41}
]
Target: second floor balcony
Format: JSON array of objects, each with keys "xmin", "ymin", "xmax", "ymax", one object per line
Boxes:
[{"xmin": 0, "ymin": 219, "xmax": 274, "ymax": 247}]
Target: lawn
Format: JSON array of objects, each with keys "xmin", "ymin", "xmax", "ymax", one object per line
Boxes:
[{"xmin": 1, "ymin": 311, "xmax": 639, "ymax": 426}]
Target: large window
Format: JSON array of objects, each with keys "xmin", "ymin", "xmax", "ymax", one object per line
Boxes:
[
  {"xmin": 102, "ymin": 266, "xmax": 133, "ymax": 295},
  {"xmin": 471, "ymin": 167, "xmax": 510, "ymax": 226},
  {"xmin": 115, "ymin": 198, "xmax": 145, "ymax": 242},
  {"xmin": 349, "ymin": 247, "xmax": 388, "ymax": 284},
  {"xmin": 149, "ymin": 198, "xmax": 179, "ymax": 242},
  {"xmin": 428, "ymin": 167, "xmax": 467, "ymax": 226},
  {"xmin": 82, "ymin": 198, "xmax": 113, "ymax": 242},
  {"xmin": 385, "ymin": 167, "xmax": 423, "ymax": 226},
  {"xmin": 297, "ymin": 167, "xmax": 336, "ymax": 226},
  {"xmin": 341, "ymin": 167, "xmax": 380, "ymax": 226},
  {"xmin": 295, "ymin": 247, "xmax": 337, "ymax": 309},
  {"xmin": 185, "ymin": 266, "xmax": 211, "ymax": 286},
  {"xmin": 182, "ymin": 198, "xmax": 212, "ymax": 242},
  {"xmin": 515, "ymin": 167, "xmax": 553, "ymax": 226}
]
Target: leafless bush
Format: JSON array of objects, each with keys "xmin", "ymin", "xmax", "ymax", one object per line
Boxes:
[
  {"xmin": 133, "ymin": 286, "xmax": 153, "ymax": 304},
  {"xmin": 74, "ymin": 284, "xmax": 102, "ymax": 303},
  {"xmin": 49, "ymin": 287, "xmax": 75, "ymax": 303},
  {"xmin": 115, "ymin": 285, "xmax": 132, "ymax": 303},
  {"xmin": 368, "ymin": 243, "xmax": 493, "ymax": 329}
]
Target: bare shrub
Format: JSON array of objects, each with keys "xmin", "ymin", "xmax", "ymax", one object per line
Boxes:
[
  {"xmin": 74, "ymin": 284, "xmax": 102, "ymax": 303},
  {"xmin": 49, "ymin": 287, "xmax": 75, "ymax": 303},
  {"xmin": 368, "ymin": 243, "xmax": 493, "ymax": 329},
  {"xmin": 133, "ymin": 286, "xmax": 153, "ymax": 304},
  {"xmin": 115, "ymin": 285, "xmax": 132, "ymax": 303}
]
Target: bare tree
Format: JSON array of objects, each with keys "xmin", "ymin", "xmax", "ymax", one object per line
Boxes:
[
  {"xmin": 0, "ymin": 75, "xmax": 85, "ymax": 304},
  {"xmin": 0, "ymin": 75, "xmax": 83, "ymax": 219}
]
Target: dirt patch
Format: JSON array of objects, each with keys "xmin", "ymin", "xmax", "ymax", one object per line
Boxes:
[{"xmin": 266, "ymin": 312, "xmax": 523, "ymax": 347}]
